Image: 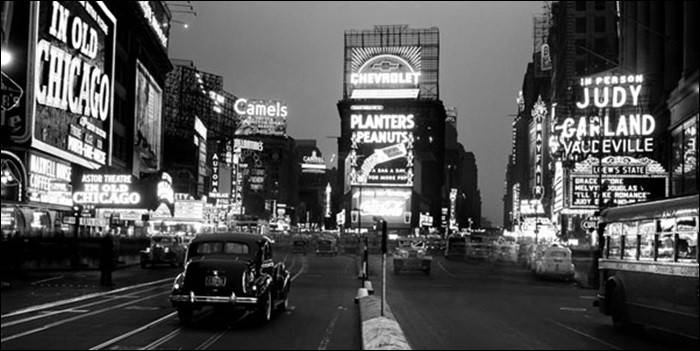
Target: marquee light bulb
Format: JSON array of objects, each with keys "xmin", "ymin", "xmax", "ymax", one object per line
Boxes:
[{"xmin": 1, "ymin": 50, "xmax": 11, "ymax": 66}]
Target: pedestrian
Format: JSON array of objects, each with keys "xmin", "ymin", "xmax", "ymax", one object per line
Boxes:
[{"xmin": 99, "ymin": 231, "xmax": 115, "ymax": 287}]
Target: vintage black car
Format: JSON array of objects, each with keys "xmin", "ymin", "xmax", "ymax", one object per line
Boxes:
[
  {"xmin": 315, "ymin": 238, "xmax": 338, "ymax": 256},
  {"xmin": 169, "ymin": 232, "xmax": 291, "ymax": 325},
  {"xmin": 140, "ymin": 235, "xmax": 186, "ymax": 268}
]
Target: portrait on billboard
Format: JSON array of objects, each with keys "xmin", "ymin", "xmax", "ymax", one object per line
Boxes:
[
  {"xmin": 30, "ymin": 1, "xmax": 116, "ymax": 169},
  {"xmin": 133, "ymin": 60, "xmax": 163, "ymax": 177}
]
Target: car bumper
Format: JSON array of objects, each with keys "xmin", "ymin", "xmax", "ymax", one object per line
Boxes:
[{"xmin": 170, "ymin": 292, "xmax": 258, "ymax": 305}]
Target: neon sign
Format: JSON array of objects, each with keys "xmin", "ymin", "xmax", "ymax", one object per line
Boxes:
[
  {"xmin": 234, "ymin": 99, "xmax": 287, "ymax": 118},
  {"xmin": 553, "ymin": 73, "xmax": 657, "ymax": 159},
  {"xmin": 532, "ymin": 96, "xmax": 545, "ymax": 199},
  {"xmin": 73, "ymin": 173, "xmax": 141, "ymax": 205}
]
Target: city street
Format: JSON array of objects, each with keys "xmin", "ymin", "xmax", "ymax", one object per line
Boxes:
[
  {"xmin": 366, "ymin": 255, "xmax": 689, "ymax": 350},
  {"xmin": 1, "ymin": 253, "xmax": 361, "ymax": 350}
]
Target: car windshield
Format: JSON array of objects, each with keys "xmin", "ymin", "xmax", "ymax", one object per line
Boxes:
[
  {"xmin": 546, "ymin": 250, "xmax": 568, "ymax": 258},
  {"xmin": 152, "ymin": 237, "xmax": 175, "ymax": 244},
  {"xmin": 189, "ymin": 241, "xmax": 255, "ymax": 260}
]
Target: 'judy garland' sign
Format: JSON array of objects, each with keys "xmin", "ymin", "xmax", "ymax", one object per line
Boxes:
[{"xmin": 553, "ymin": 74, "xmax": 656, "ymax": 160}]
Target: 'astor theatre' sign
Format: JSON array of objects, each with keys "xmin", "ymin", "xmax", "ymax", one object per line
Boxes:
[
  {"xmin": 31, "ymin": 1, "xmax": 116, "ymax": 169},
  {"xmin": 73, "ymin": 173, "xmax": 141, "ymax": 206}
]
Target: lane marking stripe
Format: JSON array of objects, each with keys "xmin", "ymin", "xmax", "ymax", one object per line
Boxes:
[
  {"xmin": 30, "ymin": 275, "xmax": 64, "ymax": 285},
  {"xmin": 2, "ymin": 285, "xmax": 167, "ymax": 329},
  {"xmin": 317, "ymin": 306, "xmax": 345, "ymax": 350},
  {"xmin": 1, "ymin": 290, "xmax": 171, "ymax": 343},
  {"xmin": 1, "ymin": 278, "xmax": 174, "ymax": 319},
  {"xmin": 550, "ymin": 320, "xmax": 622, "ymax": 350},
  {"xmin": 89, "ymin": 312, "xmax": 177, "ymax": 350},
  {"xmin": 141, "ymin": 328, "xmax": 182, "ymax": 350}
]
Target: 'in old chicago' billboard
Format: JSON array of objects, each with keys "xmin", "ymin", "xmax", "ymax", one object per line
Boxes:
[{"xmin": 30, "ymin": 1, "xmax": 116, "ymax": 169}]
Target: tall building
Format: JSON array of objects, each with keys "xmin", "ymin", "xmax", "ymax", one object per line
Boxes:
[
  {"xmin": 296, "ymin": 140, "xmax": 329, "ymax": 230},
  {"xmin": 337, "ymin": 25, "xmax": 446, "ymax": 235},
  {"xmin": 162, "ymin": 60, "xmax": 238, "ymax": 198}
]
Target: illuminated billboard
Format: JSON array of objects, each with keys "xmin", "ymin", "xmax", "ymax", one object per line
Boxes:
[
  {"xmin": 73, "ymin": 172, "xmax": 141, "ymax": 207},
  {"xmin": 351, "ymin": 187, "xmax": 411, "ymax": 228},
  {"xmin": 133, "ymin": 60, "xmax": 162, "ymax": 176},
  {"xmin": 30, "ymin": 1, "xmax": 116, "ymax": 169},
  {"xmin": 348, "ymin": 47, "xmax": 422, "ymax": 99},
  {"xmin": 552, "ymin": 74, "xmax": 657, "ymax": 161},
  {"xmin": 234, "ymin": 98, "xmax": 287, "ymax": 136},
  {"xmin": 349, "ymin": 105, "xmax": 414, "ymax": 187},
  {"xmin": 568, "ymin": 156, "xmax": 668, "ymax": 209}
]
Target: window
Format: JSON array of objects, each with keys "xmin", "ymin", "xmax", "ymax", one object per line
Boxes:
[
  {"xmin": 575, "ymin": 18, "xmax": 587, "ymax": 33},
  {"xmin": 671, "ymin": 116, "xmax": 698, "ymax": 195},
  {"xmin": 677, "ymin": 216, "xmax": 698, "ymax": 262},
  {"xmin": 575, "ymin": 39, "xmax": 586, "ymax": 55},
  {"xmin": 639, "ymin": 220, "xmax": 656, "ymax": 260},
  {"xmin": 623, "ymin": 234, "xmax": 638, "ymax": 260},
  {"xmin": 606, "ymin": 223, "xmax": 621, "ymax": 258},
  {"xmin": 224, "ymin": 242, "xmax": 249, "ymax": 255},
  {"xmin": 594, "ymin": 17, "xmax": 606, "ymax": 32},
  {"xmin": 656, "ymin": 233, "xmax": 675, "ymax": 261}
]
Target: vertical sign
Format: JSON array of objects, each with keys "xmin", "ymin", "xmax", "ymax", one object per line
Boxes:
[
  {"xmin": 532, "ymin": 96, "xmax": 545, "ymax": 199},
  {"xmin": 31, "ymin": 1, "xmax": 116, "ymax": 169}
]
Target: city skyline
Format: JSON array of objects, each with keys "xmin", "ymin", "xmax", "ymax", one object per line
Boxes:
[{"xmin": 168, "ymin": 1, "xmax": 546, "ymax": 225}]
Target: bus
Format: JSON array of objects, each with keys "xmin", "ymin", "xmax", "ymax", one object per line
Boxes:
[{"xmin": 594, "ymin": 194, "xmax": 698, "ymax": 340}]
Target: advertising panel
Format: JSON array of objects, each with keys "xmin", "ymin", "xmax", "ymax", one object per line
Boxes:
[
  {"xmin": 174, "ymin": 200, "xmax": 204, "ymax": 220},
  {"xmin": 30, "ymin": 1, "xmax": 116, "ymax": 169},
  {"xmin": 568, "ymin": 156, "xmax": 668, "ymax": 209},
  {"xmin": 234, "ymin": 98, "xmax": 287, "ymax": 136},
  {"xmin": 531, "ymin": 96, "xmax": 545, "ymax": 199},
  {"xmin": 349, "ymin": 105, "xmax": 414, "ymax": 187},
  {"xmin": 1, "ymin": 151, "xmax": 27, "ymax": 203},
  {"xmin": 72, "ymin": 172, "xmax": 141, "ymax": 207},
  {"xmin": 132, "ymin": 59, "xmax": 162, "ymax": 177},
  {"xmin": 27, "ymin": 152, "xmax": 73, "ymax": 207},
  {"xmin": 348, "ymin": 47, "xmax": 422, "ymax": 100},
  {"xmin": 351, "ymin": 187, "xmax": 411, "ymax": 228},
  {"xmin": 1, "ymin": 1, "xmax": 31, "ymax": 142},
  {"xmin": 552, "ymin": 74, "xmax": 657, "ymax": 162}
]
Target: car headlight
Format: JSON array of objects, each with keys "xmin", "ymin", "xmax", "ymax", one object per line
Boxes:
[
  {"xmin": 242, "ymin": 269, "xmax": 255, "ymax": 293},
  {"xmin": 144, "ymin": 247, "xmax": 151, "ymax": 253},
  {"xmin": 417, "ymin": 249, "xmax": 426, "ymax": 258},
  {"xmin": 173, "ymin": 273, "xmax": 185, "ymax": 291},
  {"xmin": 164, "ymin": 247, "xmax": 170, "ymax": 253}
]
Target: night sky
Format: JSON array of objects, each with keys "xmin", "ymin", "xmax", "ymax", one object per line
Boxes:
[{"xmin": 169, "ymin": 1, "xmax": 545, "ymax": 226}]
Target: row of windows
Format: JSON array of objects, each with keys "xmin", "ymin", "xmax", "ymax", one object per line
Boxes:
[
  {"xmin": 575, "ymin": 17, "xmax": 609, "ymax": 33},
  {"xmin": 575, "ymin": 1, "xmax": 607, "ymax": 12},
  {"xmin": 604, "ymin": 216, "xmax": 698, "ymax": 262}
]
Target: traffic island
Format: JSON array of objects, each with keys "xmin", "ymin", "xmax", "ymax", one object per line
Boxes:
[{"xmin": 357, "ymin": 292, "xmax": 411, "ymax": 350}]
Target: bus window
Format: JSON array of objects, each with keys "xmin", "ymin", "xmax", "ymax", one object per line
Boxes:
[
  {"xmin": 623, "ymin": 233, "xmax": 638, "ymax": 260},
  {"xmin": 605, "ymin": 223, "xmax": 621, "ymax": 259},
  {"xmin": 656, "ymin": 233, "xmax": 675, "ymax": 261},
  {"xmin": 620, "ymin": 221, "xmax": 637, "ymax": 236},
  {"xmin": 677, "ymin": 216, "xmax": 698, "ymax": 262},
  {"xmin": 659, "ymin": 218, "xmax": 675, "ymax": 232}
]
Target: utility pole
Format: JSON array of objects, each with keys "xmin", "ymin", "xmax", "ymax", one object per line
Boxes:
[{"xmin": 380, "ymin": 220, "xmax": 387, "ymax": 317}]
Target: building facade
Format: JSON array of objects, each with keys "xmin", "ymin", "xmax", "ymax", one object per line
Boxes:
[{"xmin": 1, "ymin": 1, "xmax": 172, "ymax": 237}]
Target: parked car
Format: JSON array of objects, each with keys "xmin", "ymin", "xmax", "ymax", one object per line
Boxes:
[
  {"xmin": 140, "ymin": 235, "xmax": 186, "ymax": 268},
  {"xmin": 528, "ymin": 244, "xmax": 547, "ymax": 271},
  {"xmin": 169, "ymin": 232, "xmax": 291, "ymax": 325},
  {"xmin": 444, "ymin": 235, "xmax": 467, "ymax": 260},
  {"xmin": 533, "ymin": 245, "xmax": 575, "ymax": 280},
  {"xmin": 316, "ymin": 238, "xmax": 338, "ymax": 256},
  {"xmin": 393, "ymin": 238, "xmax": 432, "ymax": 274},
  {"xmin": 292, "ymin": 238, "xmax": 308, "ymax": 255}
]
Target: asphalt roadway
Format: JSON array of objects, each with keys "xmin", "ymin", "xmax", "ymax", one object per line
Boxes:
[
  {"xmin": 1, "ymin": 252, "xmax": 361, "ymax": 350},
  {"xmin": 367, "ymin": 254, "xmax": 696, "ymax": 350}
]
